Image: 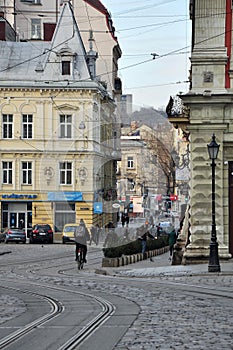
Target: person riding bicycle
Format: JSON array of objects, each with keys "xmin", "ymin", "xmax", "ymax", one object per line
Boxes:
[{"xmin": 74, "ymin": 219, "xmax": 90, "ymax": 263}]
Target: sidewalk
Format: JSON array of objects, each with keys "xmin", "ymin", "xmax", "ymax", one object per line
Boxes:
[{"xmin": 98, "ymin": 249, "xmax": 233, "ymax": 277}]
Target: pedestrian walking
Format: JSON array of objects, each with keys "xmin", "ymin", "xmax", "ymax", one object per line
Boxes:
[
  {"xmin": 137, "ymin": 226, "xmax": 154, "ymax": 260},
  {"xmin": 156, "ymin": 222, "xmax": 162, "ymax": 237},
  {"xmin": 95, "ymin": 224, "xmax": 100, "ymax": 245},
  {"xmin": 90, "ymin": 224, "xmax": 100, "ymax": 245},
  {"xmin": 149, "ymin": 224, "xmax": 157, "ymax": 238},
  {"xmin": 121, "ymin": 213, "xmax": 126, "ymax": 227},
  {"xmin": 168, "ymin": 227, "xmax": 177, "ymax": 261}
]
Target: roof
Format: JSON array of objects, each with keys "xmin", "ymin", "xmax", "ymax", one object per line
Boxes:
[
  {"xmin": 84, "ymin": 0, "xmax": 107, "ymax": 15},
  {"xmin": 84, "ymin": 0, "xmax": 118, "ymax": 42},
  {"xmin": 0, "ymin": 1, "xmax": 92, "ymax": 87}
]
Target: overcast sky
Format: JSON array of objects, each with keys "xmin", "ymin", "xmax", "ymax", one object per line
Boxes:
[{"xmin": 102, "ymin": 0, "xmax": 191, "ymax": 111}]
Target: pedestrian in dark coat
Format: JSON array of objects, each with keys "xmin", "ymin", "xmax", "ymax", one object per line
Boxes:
[
  {"xmin": 121, "ymin": 213, "xmax": 126, "ymax": 227},
  {"xmin": 168, "ymin": 228, "xmax": 177, "ymax": 261},
  {"xmin": 125, "ymin": 215, "xmax": 129, "ymax": 227},
  {"xmin": 138, "ymin": 226, "xmax": 154, "ymax": 260}
]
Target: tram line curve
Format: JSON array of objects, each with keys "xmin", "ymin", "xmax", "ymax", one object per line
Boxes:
[{"xmin": 0, "ymin": 280, "xmax": 116, "ymax": 350}]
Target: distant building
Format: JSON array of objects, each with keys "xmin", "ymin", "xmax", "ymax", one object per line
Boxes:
[
  {"xmin": 117, "ymin": 123, "xmax": 175, "ymax": 218},
  {"xmin": 120, "ymin": 94, "xmax": 133, "ymax": 125}
]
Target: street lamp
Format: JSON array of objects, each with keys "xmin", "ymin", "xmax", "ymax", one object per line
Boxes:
[{"xmin": 207, "ymin": 134, "xmax": 221, "ymax": 272}]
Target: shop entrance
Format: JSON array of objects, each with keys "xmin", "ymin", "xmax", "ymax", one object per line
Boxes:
[
  {"xmin": 2, "ymin": 202, "xmax": 32, "ymax": 236},
  {"xmin": 9, "ymin": 212, "xmax": 25, "ymax": 228}
]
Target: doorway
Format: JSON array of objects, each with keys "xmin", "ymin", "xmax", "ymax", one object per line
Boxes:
[
  {"xmin": 9, "ymin": 212, "xmax": 25, "ymax": 228},
  {"xmin": 2, "ymin": 202, "xmax": 32, "ymax": 237}
]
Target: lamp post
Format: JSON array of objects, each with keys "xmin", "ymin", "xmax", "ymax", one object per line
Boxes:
[{"xmin": 207, "ymin": 134, "xmax": 221, "ymax": 272}]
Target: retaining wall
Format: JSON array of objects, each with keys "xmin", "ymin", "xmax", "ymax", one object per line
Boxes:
[{"xmin": 102, "ymin": 246, "xmax": 169, "ymax": 267}]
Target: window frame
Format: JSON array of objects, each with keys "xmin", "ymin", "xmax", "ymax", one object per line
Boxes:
[
  {"xmin": 31, "ymin": 18, "xmax": 41, "ymax": 39},
  {"xmin": 62, "ymin": 60, "xmax": 71, "ymax": 75},
  {"xmin": 22, "ymin": 161, "xmax": 32, "ymax": 185},
  {"xmin": 59, "ymin": 162, "xmax": 72, "ymax": 185},
  {"xmin": 59, "ymin": 114, "xmax": 72, "ymax": 138},
  {"xmin": 2, "ymin": 114, "xmax": 13, "ymax": 139},
  {"xmin": 22, "ymin": 114, "xmax": 33, "ymax": 139},
  {"xmin": 2, "ymin": 161, "xmax": 13, "ymax": 185},
  {"xmin": 127, "ymin": 156, "xmax": 134, "ymax": 169}
]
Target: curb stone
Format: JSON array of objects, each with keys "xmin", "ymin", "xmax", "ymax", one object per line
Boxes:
[{"xmin": 102, "ymin": 246, "xmax": 169, "ymax": 268}]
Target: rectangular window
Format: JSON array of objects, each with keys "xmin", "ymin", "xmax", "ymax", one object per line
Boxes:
[
  {"xmin": 59, "ymin": 114, "xmax": 72, "ymax": 138},
  {"xmin": 59, "ymin": 162, "xmax": 72, "ymax": 185},
  {"xmin": 22, "ymin": 114, "xmax": 33, "ymax": 139},
  {"xmin": 2, "ymin": 162, "xmax": 12, "ymax": 184},
  {"xmin": 62, "ymin": 61, "xmax": 70, "ymax": 75},
  {"xmin": 22, "ymin": 162, "xmax": 32, "ymax": 185},
  {"xmin": 3, "ymin": 114, "xmax": 13, "ymax": 139},
  {"xmin": 31, "ymin": 19, "xmax": 41, "ymax": 39},
  {"xmin": 127, "ymin": 156, "xmax": 134, "ymax": 168}
]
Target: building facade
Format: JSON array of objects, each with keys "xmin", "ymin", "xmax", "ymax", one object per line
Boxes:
[
  {"xmin": 169, "ymin": 0, "xmax": 233, "ymax": 263},
  {"xmin": 0, "ymin": 1, "xmax": 118, "ymax": 235}
]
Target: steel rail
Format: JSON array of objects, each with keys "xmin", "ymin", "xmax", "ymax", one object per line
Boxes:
[
  {"xmin": 0, "ymin": 280, "xmax": 115, "ymax": 350},
  {"xmin": 0, "ymin": 285, "xmax": 64, "ymax": 349}
]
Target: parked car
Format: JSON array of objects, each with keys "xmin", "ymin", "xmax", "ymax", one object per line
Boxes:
[
  {"xmin": 29, "ymin": 224, "xmax": 53, "ymax": 244},
  {"xmin": 2, "ymin": 227, "xmax": 26, "ymax": 244},
  {"xmin": 62, "ymin": 223, "xmax": 79, "ymax": 244}
]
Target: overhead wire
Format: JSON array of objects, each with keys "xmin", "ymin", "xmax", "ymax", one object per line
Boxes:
[
  {"xmin": 0, "ymin": 1, "xmax": 185, "ymax": 165},
  {"xmin": 0, "ymin": 6, "xmax": 232, "ymax": 98}
]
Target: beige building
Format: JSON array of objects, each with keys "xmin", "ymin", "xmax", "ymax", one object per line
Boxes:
[
  {"xmin": 168, "ymin": 0, "xmax": 233, "ymax": 263},
  {"xmin": 0, "ymin": 1, "xmax": 119, "ymax": 236}
]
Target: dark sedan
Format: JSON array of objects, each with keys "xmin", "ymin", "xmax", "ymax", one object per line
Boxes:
[
  {"xmin": 29, "ymin": 224, "xmax": 53, "ymax": 244},
  {"xmin": 2, "ymin": 228, "xmax": 26, "ymax": 244}
]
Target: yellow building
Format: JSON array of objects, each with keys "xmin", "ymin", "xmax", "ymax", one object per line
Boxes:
[{"xmin": 0, "ymin": 1, "xmax": 118, "ymax": 237}]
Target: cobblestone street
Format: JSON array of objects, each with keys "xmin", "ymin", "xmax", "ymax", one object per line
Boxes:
[{"xmin": 1, "ymin": 243, "xmax": 233, "ymax": 349}]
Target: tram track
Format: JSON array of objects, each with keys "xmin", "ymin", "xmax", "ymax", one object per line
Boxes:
[
  {"xmin": 0, "ymin": 280, "xmax": 115, "ymax": 350},
  {"xmin": 1, "ymin": 246, "xmax": 233, "ymax": 349},
  {"xmin": 0, "ymin": 285, "xmax": 64, "ymax": 349}
]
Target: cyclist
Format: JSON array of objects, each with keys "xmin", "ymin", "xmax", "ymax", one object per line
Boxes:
[{"xmin": 74, "ymin": 219, "xmax": 90, "ymax": 263}]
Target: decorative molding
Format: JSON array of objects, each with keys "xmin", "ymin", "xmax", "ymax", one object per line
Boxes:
[{"xmin": 44, "ymin": 166, "xmax": 54, "ymax": 185}]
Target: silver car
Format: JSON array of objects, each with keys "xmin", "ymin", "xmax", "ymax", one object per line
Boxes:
[{"xmin": 3, "ymin": 227, "xmax": 26, "ymax": 244}]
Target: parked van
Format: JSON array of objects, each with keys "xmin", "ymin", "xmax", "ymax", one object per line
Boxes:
[{"xmin": 62, "ymin": 223, "xmax": 79, "ymax": 244}]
